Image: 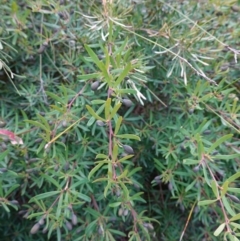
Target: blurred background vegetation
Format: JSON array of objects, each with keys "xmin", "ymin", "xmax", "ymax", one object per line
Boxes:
[{"xmin": 0, "ymin": 0, "xmax": 240, "ymax": 240}]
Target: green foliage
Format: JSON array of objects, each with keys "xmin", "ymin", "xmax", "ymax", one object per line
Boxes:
[{"xmin": 0, "ymin": 0, "xmax": 240, "ymax": 240}]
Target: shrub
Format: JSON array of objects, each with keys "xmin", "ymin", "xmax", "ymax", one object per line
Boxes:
[{"xmin": 0, "ymin": 1, "xmax": 240, "ymax": 240}]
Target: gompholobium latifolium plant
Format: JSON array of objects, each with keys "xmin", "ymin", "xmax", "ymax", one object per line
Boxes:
[
  {"xmin": 78, "ymin": 41, "xmax": 159, "ymax": 240},
  {"xmin": 1, "ymin": 0, "xmax": 240, "ymax": 240},
  {"xmin": 24, "ymin": 30, "xmax": 158, "ymax": 241}
]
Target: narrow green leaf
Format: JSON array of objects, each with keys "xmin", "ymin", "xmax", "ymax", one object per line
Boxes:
[
  {"xmin": 26, "ymin": 120, "xmax": 49, "ymax": 132},
  {"xmin": 86, "ymin": 105, "xmax": 105, "ymax": 121},
  {"xmin": 95, "ymin": 154, "xmax": 108, "ymax": 159},
  {"xmin": 228, "ymin": 188, "xmax": 240, "ymax": 194},
  {"xmin": 84, "ymin": 45, "xmax": 109, "ymax": 82},
  {"xmin": 127, "ymin": 167, "xmax": 142, "ymax": 177},
  {"xmin": 212, "ymin": 154, "xmax": 240, "ymax": 160},
  {"xmin": 214, "ymin": 223, "xmax": 225, "ymax": 236},
  {"xmin": 227, "ymin": 172, "xmax": 240, "ymax": 183},
  {"xmin": 42, "ymin": 174, "xmax": 61, "ymax": 189},
  {"xmin": 84, "ymin": 45, "xmax": 102, "ymax": 69},
  {"xmin": 116, "ymin": 89, "xmax": 137, "ymax": 94},
  {"xmin": 230, "ymin": 222, "xmax": 240, "ymax": 229},
  {"xmin": 88, "ymin": 162, "xmax": 105, "ymax": 180},
  {"xmin": 109, "ymin": 102, "xmax": 122, "ymax": 120},
  {"xmin": 198, "ymin": 199, "xmax": 217, "ymax": 206},
  {"xmin": 46, "ymin": 91, "xmax": 66, "ymax": 104},
  {"xmin": 196, "ymin": 134, "xmax": 204, "ymax": 161},
  {"xmin": 91, "ymin": 99, "xmax": 106, "ymax": 105},
  {"xmin": 203, "ymin": 165, "xmax": 211, "ymax": 186},
  {"xmin": 87, "ymin": 116, "xmax": 96, "ymax": 127},
  {"xmin": 92, "ymin": 177, "xmax": 109, "ymax": 183},
  {"xmin": 0, "ymin": 149, "xmax": 9, "ymax": 161},
  {"xmin": 104, "ymin": 181, "xmax": 112, "ymax": 198},
  {"xmin": 115, "ymin": 38, "xmax": 128, "ymax": 55},
  {"xmin": 183, "ymin": 159, "xmax": 199, "ymax": 165},
  {"xmin": 57, "ymin": 227, "xmax": 61, "ymax": 241},
  {"xmin": 207, "ymin": 134, "xmax": 233, "ymax": 154},
  {"xmin": 119, "ymin": 181, "xmax": 129, "ymax": 199},
  {"xmin": 185, "ymin": 180, "xmax": 197, "ymax": 192},
  {"xmin": 87, "ymin": 104, "xmax": 105, "ymax": 126},
  {"xmin": 4, "ymin": 184, "xmax": 20, "ymax": 197},
  {"xmin": 129, "ymin": 192, "xmax": 145, "ymax": 203},
  {"xmin": 37, "ymin": 115, "xmax": 50, "ymax": 140},
  {"xmin": 115, "ymin": 134, "xmax": 140, "ymax": 141},
  {"xmin": 112, "ymin": 142, "xmax": 118, "ymax": 161},
  {"xmin": 108, "ymin": 229, "xmax": 126, "ymax": 237},
  {"xmin": 114, "ymin": 63, "xmax": 132, "ymax": 87},
  {"xmin": 118, "ymin": 154, "xmax": 134, "ymax": 163},
  {"xmin": 77, "ymin": 193, "xmax": 91, "ymax": 202},
  {"xmin": 211, "ymin": 180, "xmax": 219, "ymax": 198},
  {"xmin": 50, "ymin": 105, "xmax": 65, "ymax": 113},
  {"xmin": 109, "ymin": 202, "xmax": 122, "ymax": 208},
  {"xmin": 117, "ymin": 169, "xmax": 128, "ymax": 180},
  {"xmin": 114, "ymin": 116, "xmax": 123, "ymax": 135},
  {"xmin": 85, "ymin": 207, "xmax": 101, "ymax": 218},
  {"xmin": 77, "ymin": 73, "xmax": 101, "ymax": 80},
  {"xmin": 222, "ymin": 195, "xmax": 236, "ymax": 216},
  {"xmin": 30, "ymin": 191, "xmax": 60, "ymax": 202},
  {"xmin": 105, "ymin": 98, "xmax": 111, "ymax": 120},
  {"xmin": 85, "ymin": 220, "xmax": 98, "ymax": 236},
  {"xmin": 227, "ymin": 233, "xmax": 240, "ymax": 241},
  {"xmin": 230, "ymin": 213, "xmax": 240, "ymax": 222},
  {"xmin": 221, "ymin": 180, "xmax": 229, "ymax": 197},
  {"xmin": 56, "ymin": 193, "xmax": 63, "ymax": 218},
  {"xmin": 2, "ymin": 203, "xmax": 10, "ymax": 212}
]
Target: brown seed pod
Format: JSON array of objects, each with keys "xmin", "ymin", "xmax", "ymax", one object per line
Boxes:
[
  {"xmin": 96, "ymin": 120, "xmax": 105, "ymax": 127},
  {"xmin": 42, "ymin": 226, "xmax": 48, "ymax": 234},
  {"xmin": 227, "ymin": 194, "xmax": 240, "ymax": 203},
  {"xmin": 168, "ymin": 182, "xmax": 173, "ymax": 191},
  {"xmin": 188, "ymin": 108, "xmax": 194, "ymax": 114},
  {"xmin": 26, "ymin": 168, "xmax": 36, "ymax": 173},
  {"xmin": 123, "ymin": 209, "xmax": 129, "ymax": 216},
  {"xmin": 23, "ymin": 211, "xmax": 29, "ymax": 219},
  {"xmin": 28, "ymin": 158, "xmax": 40, "ymax": 163},
  {"xmin": 212, "ymin": 151, "xmax": 219, "ymax": 156},
  {"xmin": 143, "ymin": 223, "xmax": 154, "ymax": 230},
  {"xmin": 98, "ymin": 225, "xmax": 104, "ymax": 235},
  {"xmin": 118, "ymin": 208, "xmax": 123, "ymax": 216},
  {"xmin": 34, "ymin": 138, "xmax": 43, "ymax": 143},
  {"xmin": 37, "ymin": 41, "xmax": 48, "ymax": 54},
  {"xmin": 147, "ymin": 223, "xmax": 154, "ymax": 230},
  {"xmin": 231, "ymin": 5, "xmax": 240, "ymax": 12},
  {"xmin": 18, "ymin": 210, "xmax": 28, "ymax": 215},
  {"xmin": 63, "ymin": 162, "xmax": 70, "ymax": 172},
  {"xmin": 115, "ymin": 189, "xmax": 121, "ymax": 197},
  {"xmin": 30, "ymin": 223, "xmax": 40, "ymax": 234},
  {"xmin": 154, "ymin": 176, "xmax": 161, "ymax": 183},
  {"xmin": 71, "ymin": 213, "xmax": 78, "ymax": 225},
  {"xmin": 0, "ymin": 120, "xmax": 6, "ymax": 127},
  {"xmin": 62, "ymin": 120, "xmax": 68, "ymax": 127},
  {"xmin": 9, "ymin": 200, "xmax": 19, "ymax": 205},
  {"xmin": 193, "ymin": 165, "xmax": 200, "ymax": 172},
  {"xmin": 65, "ymin": 221, "xmax": 72, "ymax": 230},
  {"xmin": 1, "ymin": 142, "xmax": 7, "ymax": 150},
  {"xmin": 0, "ymin": 168, "xmax": 7, "ymax": 173},
  {"xmin": 203, "ymin": 130, "xmax": 211, "ymax": 135},
  {"xmin": 122, "ymin": 98, "xmax": 133, "ymax": 107},
  {"xmin": 38, "ymin": 217, "xmax": 45, "ymax": 225},
  {"xmin": 123, "ymin": 145, "xmax": 134, "ymax": 154},
  {"xmin": 91, "ymin": 81, "xmax": 100, "ymax": 91}
]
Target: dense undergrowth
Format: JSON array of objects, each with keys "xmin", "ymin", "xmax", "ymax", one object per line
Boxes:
[{"xmin": 0, "ymin": 0, "xmax": 240, "ymax": 240}]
